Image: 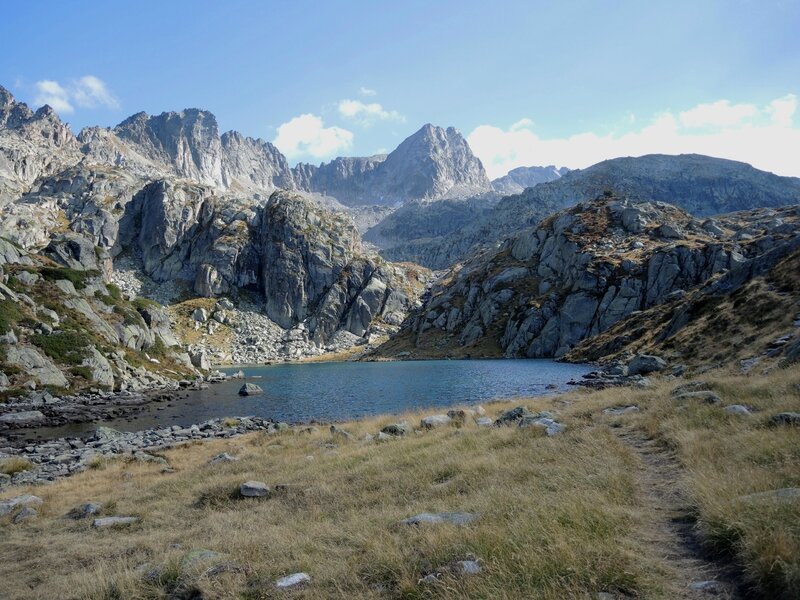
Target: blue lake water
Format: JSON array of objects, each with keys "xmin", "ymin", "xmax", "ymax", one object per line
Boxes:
[{"xmin": 23, "ymin": 359, "xmax": 591, "ymax": 440}]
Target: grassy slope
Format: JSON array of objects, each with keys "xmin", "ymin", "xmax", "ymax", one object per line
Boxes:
[{"xmin": 0, "ymin": 367, "xmax": 798, "ymax": 599}]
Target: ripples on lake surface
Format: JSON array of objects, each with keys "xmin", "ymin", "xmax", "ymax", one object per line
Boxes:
[{"xmin": 26, "ymin": 359, "xmax": 591, "ymax": 439}]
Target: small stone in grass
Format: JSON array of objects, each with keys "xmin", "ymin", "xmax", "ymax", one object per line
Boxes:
[
  {"xmin": 92, "ymin": 516, "xmax": 138, "ymax": 528},
  {"xmin": 275, "ymin": 572, "xmax": 311, "ymax": 588},
  {"xmin": 399, "ymin": 512, "xmax": 477, "ymax": 526},
  {"xmin": 239, "ymin": 481, "xmax": 270, "ymax": 497}
]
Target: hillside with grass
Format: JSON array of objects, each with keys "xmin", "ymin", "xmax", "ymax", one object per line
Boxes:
[{"xmin": 1, "ymin": 367, "xmax": 798, "ymax": 599}]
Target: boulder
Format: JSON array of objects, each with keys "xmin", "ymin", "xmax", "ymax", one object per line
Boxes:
[
  {"xmin": 770, "ymin": 412, "xmax": 800, "ymax": 426},
  {"xmin": 399, "ymin": 512, "xmax": 477, "ymax": 526},
  {"xmin": 275, "ymin": 572, "xmax": 311, "ymax": 589},
  {"xmin": 4, "ymin": 346, "xmax": 68, "ymax": 388},
  {"xmin": 192, "ymin": 307, "xmax": 208, "ymax": 322},
  {"xmin": 208, "ymin": 453, "xmax": 238, "ymax": 465},
  {"xmin": 381, "ymin": 421, "xmax": 412, "ymax": 436},
  {"xmin": 723, "ymin": 405, "xmax": 751, "ymax": 416},
  {"xmin": 627, "ymin": 354, "xmax": 667, "ymax": 376},
  {"xmin": 239, "ymin": 480, "xmax": 270, "ymax": 497},
  {"xmin": 329, "ymin": 425, "xmax": 352, "ymax": 440},
  {"xmin": 495, "ymin": 406, "xmax": 536, "ymax": 425},
  {"xmin": 0, "ymin": 410, "xmax": 46, "ymax": 426},
  {"xmin": 13, "ymin": 506, "xmax": 38, "ymax": 523},
  {"xmin": 0, "ymin": 494, "xmax": 43, "ymax": 517},
  {"xmin": 674, "ymin": 391, "xmax": 722, "ymax": 404},
  {"xmin": 92, "ymin": 516, "xmax": 139, "ymax": 528},
  {"xmin": 420, "ymin": 414, "xmax": 452, "ymax": 429},
  {"xmin": 238, "ymin": 382, "xmax": 263, "ymax": 396},
  {"xmin": 66, "ymin": 502, "xmax": 102, "ymax": 520}
]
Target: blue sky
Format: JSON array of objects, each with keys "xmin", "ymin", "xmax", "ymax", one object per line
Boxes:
[{"xmin": 1, "ymin": 0, "xmax": 799, "ymax": 177}]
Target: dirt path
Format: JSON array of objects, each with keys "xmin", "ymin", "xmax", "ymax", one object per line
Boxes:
[{"xmin": 612, "ymin": 426, "xmax": 743, "ymax": 599}]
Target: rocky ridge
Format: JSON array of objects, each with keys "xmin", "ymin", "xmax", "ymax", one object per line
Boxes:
[
  {"xmin": 373, "ymin": 195, "xmax": 800, "ymax": 366},
  {"xmin": 375, "ymin": 154, "xmax": 800, "ymax": 269},
  {"xmin": 491, "ymin": 165, "xmax": 570, "ymax": 195}
]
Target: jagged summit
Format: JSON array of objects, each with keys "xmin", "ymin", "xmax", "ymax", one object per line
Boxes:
[{"xmin": 292, "ymin": 123, "xmax": 492, "ymax": 206}]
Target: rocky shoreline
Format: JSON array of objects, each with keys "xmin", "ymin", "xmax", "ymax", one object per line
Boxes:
[{"xmin": 0, "ymin": 414, "xmax": 283, "ymax": 487}]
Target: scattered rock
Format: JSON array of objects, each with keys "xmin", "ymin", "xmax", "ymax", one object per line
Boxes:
[
  {"xmin": 495, "ymin": 406, "xmax": 536, "ymax": 425},
  {"xmin": 420, "ymin": 414, "xmax": 452, "ymax": 429},
  {"xmin": 208, "ymin": 453, "xmax": 238, "ymax": 465},
  {"xmin": 770, "ymin": 412, "xmax": 800, "ymax": 426},
  {"xmin": 734, "ymin": 487, "xmax": 800, "ymax": 504},
  {"xmin": 329, "ymin": 425, "xmax": 352, "ymax": 440},
  {"xmin": 475, "ymin": 417, "xmax": 494, "ymax": 427},
  {"xmin": 455, "ymin": 560, "xmax": 482, "ymax": 575},
  {"xmin": 0, "ymin": 410, "xmax": 46, "ymax": 426},
  {"xmin": 92, "ymin": 516, "xmax": 139, "ymax": 528},
  {"xmin": 239, "ymin": 480, "xmax": 270, "ymax": 497},
  {"xmin": 674, "ymin": 391, "xmax": 722, "ymax": 404},
  {"xmin": 275, "ymin": 572, "xmax": 311, "ymax": 589},
  {"xmin": 399, "ymin": 512, "xmax": 477, "ymax": 526},
  {"xmin": 381, "ymin": 422, "xmax": 412, "ymax": 436},
  {"xmin": 13, "ymin": 506, "xmax": 38, "ymax": 523},
  {"xmin": 192, "ymin": 308, "xmax": 208, "ymax": 323},
  {"xmin": 723, "ymin": 404, "xmax": 751, "ymax": 416},
  {"xmin": 670, "ymin": 381, "xmax": 711, "ymax": 396},
  {"xmin": 238, "ymin": 382, "xmax": 263, "ymax": 396},
  {"xmin": 66, "ymin": 502, "xmax": 102, "ymax": 520},
  {"xmin": 603, "ymin": 405, "xmax": 640, "ymax": 416},
  {"xmin": 688, "ymin": 580, "xmax": 727, "ymax": 594},
  {"xmin": 0, "ymin": 494, "xmax": 43, "ymax": 516}
]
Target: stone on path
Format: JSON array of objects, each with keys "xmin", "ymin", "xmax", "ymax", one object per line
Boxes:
[
  {"xmin": 239, "ymin": 480, "xmax": 270, "ymax": 497},
  {"xmin": 92, "ymin": 516, "xmax": 138, "ymax": 528},
  {"xmin": 399, "ymin": 512, "xmax": 477, "ymax": 526},
  {"xmin": 275, "ymin": 572, "xmax": 311, "ymax": 589}
]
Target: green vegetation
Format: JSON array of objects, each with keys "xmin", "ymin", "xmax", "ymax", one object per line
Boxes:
[
  {"xmin": 2, "ymin": 368, "xmax": 796, "ymax": 599},
  {"xmin": 0, "ymin": 299, "xmax": 23, "ymax": 334},
  {"xmin": 40, "ymin": 267, "xmax": 99, "ymax": 290},
  {"xmin": 69, "ymin": 366, "xmax": 93, "ymax": 380},
  {"xmin": 30, "ymin": 330, "xmax": 92, "ymax": 365}
]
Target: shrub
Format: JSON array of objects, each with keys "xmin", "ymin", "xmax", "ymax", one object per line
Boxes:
[
  {"xmin": 70, "ymin": 366, "xmax": 93, "ymax": 380},
  {"xmin": 31, "ymin": 331, "xmax": 92, "ymax": 365},
  {"xmin": 40, "ymin": 267, "xmax": 99, "ymax": 290},
  {"xmin": 106, "ymin": 283, "xmax": 122, "ymax": 300},
  {"xmin": 0, "ymin": 300, "xmax": 23, "ymax": 334}
]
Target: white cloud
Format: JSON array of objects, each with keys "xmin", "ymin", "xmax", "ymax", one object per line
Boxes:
[
  {"xmin": 337, "ymin": 99, "xmax": 404, "ymax": 125},
  {"xmin": 33, "ymin": 75, "xmax": 118, "ymax": 115},
  {"xmin": 71, "ymin": 75, "xmax": 119, "ymax": 109},
  {"xmin": 468, "ymin": 94, "xmax": 800, "ymax": 179},
  {"xmin": 273, "ymin": 113, "xmax": 354, "ymax": 160},
  {"xmin": 359, "ymin": 87, "xmax": 377, "ymax": 97},
  {"xmin": 34, "ymin": 80, "xmax": 73, "ymax": 113},
  {"xmin": 679, "ymin": 100, "xmax": 757, "ymax": 128}
]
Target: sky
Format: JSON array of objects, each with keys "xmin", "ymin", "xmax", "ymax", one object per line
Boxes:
[{"xmin": 1, "ymin": 0, "xmax": 799, "ymax": 179}]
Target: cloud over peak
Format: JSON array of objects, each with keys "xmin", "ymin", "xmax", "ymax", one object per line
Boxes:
[
  {"xmin": 338, "ymin": 99, "xmax": 404, "ymax": 125},
  {"xmin": 468, "ymin": 94, "xmax": 799, "ymax": 179},
  {"xmin": 273, "ymin": 113, "xmax": 353, "ymax": 160},
  {"xmin": 33, "ymin": 75, "xmax": 118, "ymax": 114}
]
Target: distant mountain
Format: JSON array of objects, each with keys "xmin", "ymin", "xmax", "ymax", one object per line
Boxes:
[
  {"xmin": 491, "ymin": 165, "xmax": 570, "ymax": 194},
  {"xmin": 293, "ymin": 124, "xmax": 492, "ymax": 205},
  {"xmin": 377, "ymin": 154, "xmax": 800, "ymax": 269}
]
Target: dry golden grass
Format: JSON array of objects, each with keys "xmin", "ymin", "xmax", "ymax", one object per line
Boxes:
[
  {"xmin": 0, "ymin": 457, "xmax": 33, "ymax": 476},
  {"xmin": 0, "ymin": 365, "xmax": 798, "ymax": 599}
]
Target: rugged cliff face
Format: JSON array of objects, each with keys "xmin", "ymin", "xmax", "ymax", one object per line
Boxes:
[
  {"xmin": 375, "ymin": 196, "xmax": 800, "ymax": 361},
  {"xmin": 0, "ymin": 88, "xmax": 81, "ymax": 205}
]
